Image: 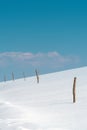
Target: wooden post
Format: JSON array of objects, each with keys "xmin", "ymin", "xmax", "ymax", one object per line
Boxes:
[
  {"xmin": 23, "ymin": 72, "xmax": 26, "ymax": 81},
  {"xmin": 73, "ymin": 77, "xmax": 77, "ymax": 103},
  {"xmin": 4, "ymin": 75, "xmax": 6, "ymax": 82},
  {"xmin": 35, "ymin": 69, "xmax": 39, "ymax": 83},
  {"xmin": 12, "ymin": 72, "xmax": 14, "ymax": 81}
]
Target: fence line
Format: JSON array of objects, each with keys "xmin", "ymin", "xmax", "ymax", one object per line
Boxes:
[{"xmin": 1, "ymin": 69, "xmax": 40, "ymax": 84}]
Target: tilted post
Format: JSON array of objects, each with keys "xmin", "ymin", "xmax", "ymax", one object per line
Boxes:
[
  {"xmin": 35, "ymin": 69, "xmax": 39, "ymax": 83},
  {"xmin": 73, "ymin": 77, "xmax": 77, "ymax": 103}
]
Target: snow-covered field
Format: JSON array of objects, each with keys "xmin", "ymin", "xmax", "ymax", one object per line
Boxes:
[{"xmin": 0, "ymin": 67, "xmax": 87, "ymax": 130}]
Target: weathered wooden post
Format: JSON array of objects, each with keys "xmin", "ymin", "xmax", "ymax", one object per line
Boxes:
[
  {"xmin": 4, "ymin": 75, "xmax": 6, "ymax": 82},
  {"xmin": 12, "ymin": 72, "xmax": 14, "ymax": 81},
  {"xmin": 35, "ymin": 69, "xmax": 39, "ymax": 83},
  {"xmin": 73, "ymin": 77, "xmax": 77, "ymax": 103},
  {"xmin": 23, "ymin": 72, "xmax": 26, "ymax": 81}
]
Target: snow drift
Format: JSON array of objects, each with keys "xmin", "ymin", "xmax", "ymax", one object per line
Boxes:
[{"xmin": 0, "ymin": 67, "xmax": 87, "ymax": 130}]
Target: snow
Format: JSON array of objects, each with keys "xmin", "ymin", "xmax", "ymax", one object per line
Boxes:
[{"xmin": 0, "ymin": 67, "xmax": 87, "ymax": 130}]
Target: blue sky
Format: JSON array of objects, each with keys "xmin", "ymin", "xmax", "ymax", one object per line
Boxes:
[{"xmin": 0, "ymin": 0, "xmax": 87, "ymax": 81}]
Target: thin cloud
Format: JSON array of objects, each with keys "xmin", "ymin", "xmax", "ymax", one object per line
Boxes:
[{"xmin": 0, "ymin": 52, "xmax": 79, "ymax": 68}]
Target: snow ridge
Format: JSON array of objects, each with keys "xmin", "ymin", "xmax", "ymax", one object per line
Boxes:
[{"xmin": 0, "ymin": 67, "xmax": 87, "ymax": 130}]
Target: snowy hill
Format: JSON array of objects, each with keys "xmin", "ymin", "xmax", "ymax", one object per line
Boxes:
[{"xmin": 0, "ymin": 67, "xmax": 87, "ymax": 130}]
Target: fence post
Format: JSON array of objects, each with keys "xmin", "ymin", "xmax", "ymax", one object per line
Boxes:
[
  {"xmin": 12, "ymin": 72, "xmax": 14, "ymax": 81},
  {"xmin": 35, "ymin": 69, "xmax": 39, "ymax": 83},
  {"xmin": 73, "ymin": 77, "xmax": 77, "ymax": 103},
  {"xmin": 4, "ymin": 75, "xmax": 6, "ymax": 82},
  {"xmin": 23, "ymin": 72, "xmax": 26, "ymax": 81}
]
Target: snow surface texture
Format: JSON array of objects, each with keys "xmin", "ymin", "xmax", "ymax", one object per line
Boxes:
[{"xmin": 0, "ymin": 67, "xmax": 87, "ymax": 130}]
